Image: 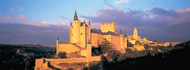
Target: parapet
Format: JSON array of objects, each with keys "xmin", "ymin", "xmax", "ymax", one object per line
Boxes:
[{"xmin": 101, "ymin": 22, "xmax": 116, "ymax": 25}]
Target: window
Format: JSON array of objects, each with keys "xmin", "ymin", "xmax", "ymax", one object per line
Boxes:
[{"xmin": 81, "ymin": 33, "xmax": 82, "ymax": 35}]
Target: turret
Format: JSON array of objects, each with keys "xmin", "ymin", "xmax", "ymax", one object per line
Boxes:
[
  {"xmin": 124, "ymin": 33, "xmax": 127, "ymax": 37},
  {"xmin": 88, "ymin": 21, "xmax": 91, "ymax": 25},
  {"xmin": 119, "ymin": 29, "xmax": 124, "ymax": 52},
  {"xmin": 83, "ymin": 20, "xmax": 85, "ymax": 23},
  {"xmin": 119, "ymin": 29, "xmax": 123, "ymax": 37},
  {"xmin": 56, "ymin": 37, "xmax": 59, "ymax": 55},
  {"xmin": 70, "ymin": 21, "xmax": 72, "ymax": 26},
  {"xmin": 70, "ymin": 10, "xmax": 81, "ymax": 43},
  {"xmin": 87, "ymin": 21, "xmax": 91, "ymax": 44},
  {"xmin": 123, "ymin": 33, "xmax": 128, "ymax": 49}
]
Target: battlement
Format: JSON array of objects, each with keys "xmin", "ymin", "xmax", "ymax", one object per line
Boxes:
[
  {"xmin": 101, "ymin": 22, "xmax": 116, "ymax": 26},
  {"xmin": 101, "ymin": 22, "xmax": 116, "ymax": 33}
]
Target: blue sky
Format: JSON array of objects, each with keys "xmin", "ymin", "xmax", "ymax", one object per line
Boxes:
[
  {"xmin": 0, "ymin": 0, "xmax": 190, "ymax": 45},
  {"xmin": 1, "ymin": 0, "xmax": 189, "ymax": 22}
]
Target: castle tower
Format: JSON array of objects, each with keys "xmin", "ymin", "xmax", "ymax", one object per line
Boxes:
[
  {"xmin": 119, "ymin": 29, "xmax": 123, "ymax": 37},
  {"xmin": 101, "ymin": 22, "xmax": 116, "ymax": 33},
  {"xmin": 87, "ymin": 21, "xmax": 91, "ymax": 44},
  {"xmin": 133, "ymin": 27, "xmax": 138, "ymax": 37},
  {"xmin": 70, "ymin": 10, "xmax": 81, "ymax": 44},
  {"xmin": 80, "ymin": 20, "xmax": 87, "ymax": 48}
]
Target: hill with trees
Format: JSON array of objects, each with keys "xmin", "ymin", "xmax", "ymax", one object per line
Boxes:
[
  {"xmin": 0, "ymin": 44, "xmax": 55, "ymax": 70},
  {"xmin": 100, "ymin": 40, "xmax": 190, "ymax": 70},
  {"xmin": 0, "ymin": 40, "xmax": 189, "ymax": 70}
]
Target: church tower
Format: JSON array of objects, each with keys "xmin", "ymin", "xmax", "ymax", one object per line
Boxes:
[{"xmin": 133, "ymin": 27, "xmax": 138, "ymax": 37}]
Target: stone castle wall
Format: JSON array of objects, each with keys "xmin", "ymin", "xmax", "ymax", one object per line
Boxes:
[
  {"xmin": 110, "ymin": 35, "xmax": 122, "ymax": 50},
  {"xmin": 91, "ymin": 33, "xmax": 104, "ymax": 47},
  {"xmin": 58, "ymin": 43, "xmax": 80, "ymax": 54},
  {"xmin": 35, "ymin": 56, "xmax": 101, "ymax": 70}
]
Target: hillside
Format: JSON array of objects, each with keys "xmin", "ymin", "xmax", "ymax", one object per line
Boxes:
[
  {"xmin": 0, "ymin": 44, "xmax": 56, "ymax": 70},
  {"xmin": 103, "ymin": 40, "xmax": 190, "ymax": 70},
  {"xmin": 0, "ymin": 41, "xmax": 189, "ymax": 70}
]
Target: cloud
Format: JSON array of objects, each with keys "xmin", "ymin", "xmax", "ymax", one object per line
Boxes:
[
  {"xmin": 0, "ymin": 13, "xmax": 71, "ymax": 27},
  {"xmin": 36, "ymin": 17, "xmax": 71, "ymax": 26},
  {"xmin": 9, "ymin": 8, "xmax": 15, "ymax": 11},
  {"xmin": 82, "ymin": 8, "xmax": 190, "ymax": 42},
  {"xmin": 148, "ymin": 8, "xmax": 180, "ymax": 17},
  {"xmin": 0, "ymin": 23, "xmax": 70, "ymax": 45},
  {"xmin": 0, "ymin": 14, "xmax": 28, "ymax": 24},
  {"xmin": 114, "ymin": 0, "xmax": 130, "ymax": 4},
  {"xmin": 176, "ymin": 8, "xmax": 190, "ymax": 13},
  {"xmin": 8, "ymin": 6, "xmax": 23, "ymax": 12}
]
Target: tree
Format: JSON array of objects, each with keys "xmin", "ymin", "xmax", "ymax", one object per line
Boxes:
[
  {"xmin": 99, "ymin": 39, "xmax": 113, "ymax": 54},
  {"xmin": 135, "ymin": 41, "xmax": 141, "ymax": 45},
  {"xmin": 45, "ymin": 52, "xmax": 52, "ymax": 58},
  {"xmin": 58, "ymin": 52, "xmax": 66, "ymax": 58},
  {"xmin": 127, "ymin": 42, "xmax": 133, "ymax": 47},
  {"xmin": 99, "ymin": 39, "xmax": 123, "ymax": 62},
  {"xmin": 153, "ymin": 40, "xmax": 157, "ymax": 43}
]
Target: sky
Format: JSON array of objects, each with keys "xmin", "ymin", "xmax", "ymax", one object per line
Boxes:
[{"xmin": 0, "ymin": 0, "xmax": 190, "ymax": 45}]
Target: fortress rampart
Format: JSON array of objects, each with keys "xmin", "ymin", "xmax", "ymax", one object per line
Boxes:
[{"xmin": 35, "ymin": 56, "xmax": 101, "ymax": 70}]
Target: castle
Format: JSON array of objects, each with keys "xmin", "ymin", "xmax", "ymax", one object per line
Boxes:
[
  {"xmin": 35, "ymin": 11, "xmax": 170, "ymax": 70},
  {"xmin": 55, "ymin": 11, "xmax": 128, "ymax": 57}
]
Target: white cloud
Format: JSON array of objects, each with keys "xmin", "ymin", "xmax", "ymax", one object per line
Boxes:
[
  {"xmin": 176, "ymin": 8, "xmax": 190, "ymax": 13},
  {"xmin": 0, "ymin": 13, "xmax": 71, "ymax": 27},
  {"xmin": 82, "ymin": 8, "xmax": 190, "ymax": 42},
  {"xmin": 114, "ymin": 0, "xmax": 130, "ymax": 4},
  {"xmin": 37, "ymin": 17, "xmax": 71, "ymax": 26}
]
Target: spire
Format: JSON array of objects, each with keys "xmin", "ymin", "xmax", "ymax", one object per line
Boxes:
[
  {"xmin": 74, "ymin": 10, "xmax": 78, "ymax": 20},
  {"xmin": 124, "ymin": 33, "xmax": 127, "ymax": 37},
  {"xmin": 119, "ymin": 29, "xmax": 122, "ymax": 34},
  {"xmin": 133, "ymin": 27, "xmax": 138, "ymax": 36},
  {"xmin": 57, "ymin": 36, "xmax": 59, "ymax": 40},
  {"xmin": 143, "ymin": 36, "xmax": 146, "ymax": 38},
  {"xmin": 88, "ymin": 21, "xmax": 90, "ymax": 25},
  {"xmin": 70, "ymin": 21, "xmax": 72, "ymax": 25},
  {"xmin": 83, "ymin": 19, "xmax": 85, "ymax": 23},
  {"xmin": 134, "ymin": 27, "xmax": 137, "ymax": 31}
]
